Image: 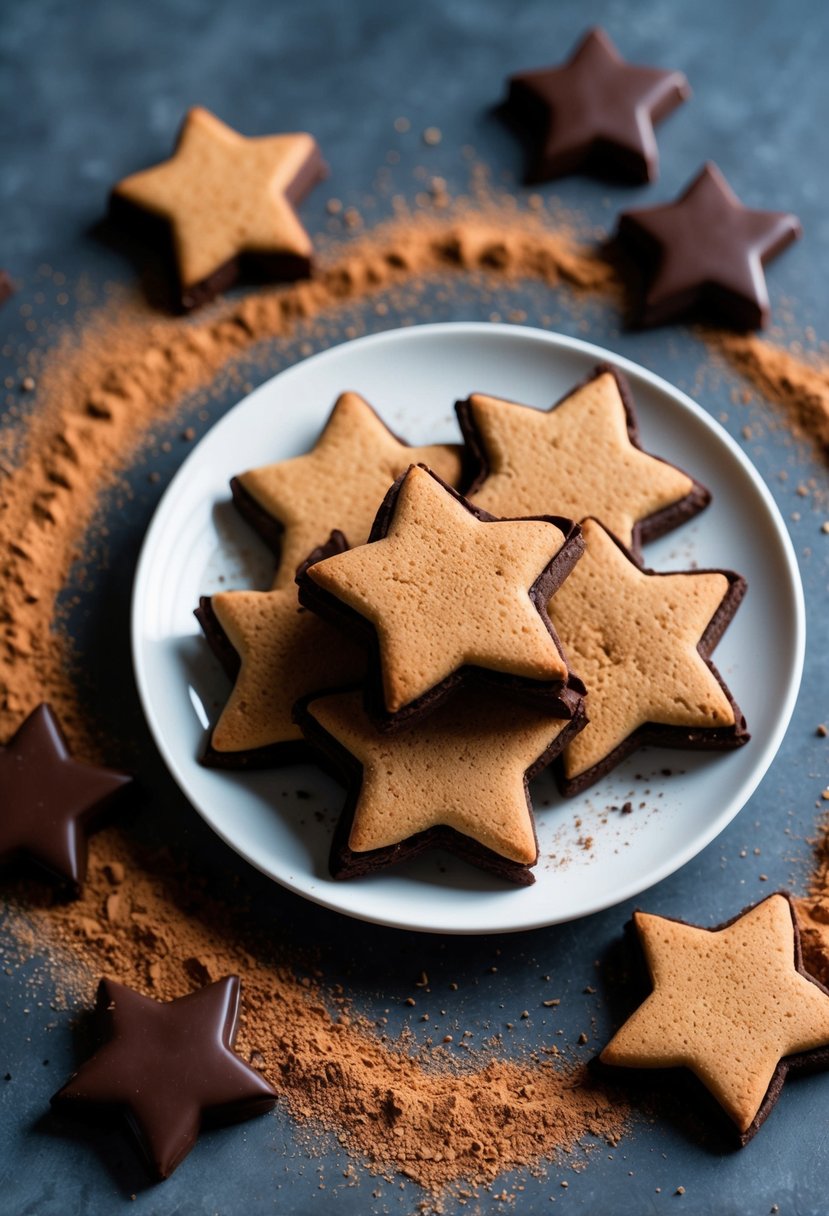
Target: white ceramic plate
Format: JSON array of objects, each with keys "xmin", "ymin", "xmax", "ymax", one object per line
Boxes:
[{"xmin": 132, "ymin": 323, "xmax": 805, "ymax": 934}]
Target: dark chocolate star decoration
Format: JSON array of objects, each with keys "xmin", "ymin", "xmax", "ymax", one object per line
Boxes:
[
  {"xmin": 617, "ymin": 162, "xmax": 802, "ymax": 329},
  {"xmin": 52, "ymin": 977, "xmax": 277, "ymax": 1179},
  {"xmin": 0, "ymin": 703, "xmax": 131, "ymax": 890},
  {"xmin": 505, "ymin": 28, "xmax": 690, "ymax": 183}
]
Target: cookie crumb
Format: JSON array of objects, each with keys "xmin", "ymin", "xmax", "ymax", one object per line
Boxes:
[{"xmin": 423, "ymin": 127, "xmax": 442, "ymax": 146}]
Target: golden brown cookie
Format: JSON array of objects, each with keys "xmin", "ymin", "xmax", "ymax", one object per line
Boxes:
[
  {"xmin": 457, "ymin": 365, "xmax": 708, "ymax": 554},
  {"xmin": 111, "ymin": 106, "xmax": 326, "ymax": 310},
  {"xmin": 296, "ymin": 686, "xmax": 585, "ymax": 883},
  {"xmin": 195, "ymin": 545, "xmax": 364, "ymax": 766},
  {"xmin": 298, "ymin": 465, "xmax": 585, "ymax": 727},
  {"xmin": 600, "ymin": 894, "xmax": 829, "ymax": 1143},
  {"xmin": 232, "ymin": 392, "xmax": 464, "ymax": 592},
  {"xmin": 546, "ymin": 516, "xmax": 748, "ymax": 793}
]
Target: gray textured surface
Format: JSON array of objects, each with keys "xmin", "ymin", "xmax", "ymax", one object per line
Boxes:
[{"xmin": 1, "ymin": 1, "xmax": 828, "ymax": 1213}]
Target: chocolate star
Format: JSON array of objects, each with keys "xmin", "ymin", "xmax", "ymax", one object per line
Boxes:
[
  {"xmin": 0, "ymin": 703, "xmax": 131, "ymax": 889},
  {"xmin": 232, "ymin": 391, "xmax": 463, "ymax": 592},
  {"xmin": 297, "ymin": 686, "xmax": 584, "ymax": 883},
  {"xmin": 299, "ymin": 465, "xmax": 584, "ymax": 726},
  {"xmin": 111, "ymin": 106, "xmax": 326, "ymax": 310},
  {"xmin": 505, "ymin": 28, "xmax": 690, "ymax": 183},
  {"xmin": 52, "ymin": 976, "xmax": 277, "ymax": 1179},
  {"xmin": 601, "ymin": 894, "xmax": 829, "ymax": 1142},
  {"xmin": 458, "ymin": 365, "xmax": 708, "ymax": 555},
  {"xmin": 546, "ymin": 518, "xmax": 748, "ymax": 794},
  {"xmin": 617, "ymin": 162, "xmax": 802, "ymax": 329}
]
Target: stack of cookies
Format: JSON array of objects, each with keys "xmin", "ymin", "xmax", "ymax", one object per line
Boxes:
[{"xmin": 195, "ymin": 366, "xmax": 748, "ymax": 885}]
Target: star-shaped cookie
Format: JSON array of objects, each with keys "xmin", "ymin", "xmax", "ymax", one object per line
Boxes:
[
  {"xmin": 458, "ymin": 365, "xmax": 708, "ymax": 554},
  {"xmin": 111, "ymin": 106, "xmax": 326, "ymax": 310},
  {"xmin": 232, "ymin": 391, "xmax": 464, "ymax": 592},
  {"xmin": 299, "ymin": 465, "xmax": 585, "ymax": 726},
  {"xmin": 195, "ymin": 567, "xmax": 365, "ymax": 767},
  {"xmin": 505, "ymin": 28, "xmax": 690, "ymax": 183},
  {"xmin": 617, "ymin": 162, "xmax": 801, "ymax": 329},
  {"xmin": 296, "ymin": 686, "xmax": 585, "ymax": 883},
  {"xmin": 52, "ymin": 976, "xmax": 276, "ymax": 1178},
  {"xmin": 601, "ymin": 894, "xmax": 829, "ymax": 1142},
  {"xmin": 0, "ymin": 703, "xmax": 132, "ymax": 890},
  {"xmin": 546, "ymin": 518, "xmax": 748, "ymax": 794}
]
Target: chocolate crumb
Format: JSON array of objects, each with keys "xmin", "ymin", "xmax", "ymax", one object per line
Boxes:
[
  {"xmin": 0, "ymin": 270, "xmax": 14, "ymax": 307},
  {"xmin": 621, "ymin": 802, "xmax": 633, "ymax": 815},
  {"xmin": 817, "ymin": 724, "xmax": 828, "ymax": 737}
]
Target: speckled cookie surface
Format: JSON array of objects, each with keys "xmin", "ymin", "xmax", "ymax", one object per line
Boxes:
[
  {"xmin": 112, "ymin": 106, "xmax": 325, "ymax": 307},
  {"xmin": 458, "ymin": 366, "xmax": 706, "ymax": 553},
  {"xmin": 546, "ymin": 517, "xmax": 747, "ymax": 791},
  {"xmin": 233, "ymin": 392, "xmax": 463, "ymax": 591},
  {"xmin": 196, "ymin": 584, "xmax": 364, "ymax": 765},
  {"xmin": 300, "ymin": 465, "xmax": 582, "ymax": 719},
  {"xmin": 601, "ymin": 894, "xmax": 829, "ymax": 1141},
  {"xmin": 298, "ymin": 686, "xmax": 584, "ymax": 882}
]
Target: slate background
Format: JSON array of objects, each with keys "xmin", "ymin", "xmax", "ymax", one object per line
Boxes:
[{"xmin": 1, "ymin": 1, "xmax": 828, "ymax": 1213}]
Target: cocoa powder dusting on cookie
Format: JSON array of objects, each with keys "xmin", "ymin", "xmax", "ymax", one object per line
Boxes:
[{"xmin": 3, "ymin": 828, "xmax": 628, "ymax": 1192}]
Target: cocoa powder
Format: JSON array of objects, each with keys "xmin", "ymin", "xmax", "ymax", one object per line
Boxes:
[
  {"xmin": 1, "ymin": 193, "xmax": 626, "ymax": 1195},
  {"xmin": 4, "ymin": 828, "xmax": 628, "ymax": 1193},
  {"xmin": 3, "ymin": 180, "xmax": 828, "ymax": 1194},
  {"xmin": 710, "ymin": 331, "xmax": 829, "ymax": 458},
  {"xmin": 0, "ymin": 198, "xmax": 610, "ymax": 756}
]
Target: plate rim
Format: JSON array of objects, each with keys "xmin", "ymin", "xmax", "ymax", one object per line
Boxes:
[{"xmin": 131, "ymin": 321, "xmax": 806, "ymax": 934}]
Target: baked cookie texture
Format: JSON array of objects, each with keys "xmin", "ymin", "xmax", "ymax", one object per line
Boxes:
[
  {"xmin": 298, "ymin": 464, "xmax": 585, "ymax": 727},
  {"xmin": 600, "ymin": 894, "xmax": 829, "ymax": 1143},
  {"xmin": 111, "ymin": 106, "xmax": 326, "ymax": 310},
  {"xmin": 195, "ymin": 576, "xmax": 365, "ymax": 768},
  {"xmin": 547, "ymin": 517, "xmax": 748, "ymax": 793},
  {"xmin": 232, "ymin": 391, "xmax": 464, "ymax": 591},
  {"xmin": 505, "ymin": 27, "xmax": 690, "ymax": 184},
  {"xmin": 457, "ymin": 365, "xmax": 708, "ymax": 555},
  {"xmin": 296, "ymin": 686, "xmax": 585, "ymax": 884}
]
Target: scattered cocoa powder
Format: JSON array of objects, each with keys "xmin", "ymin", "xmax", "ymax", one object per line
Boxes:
[
  {"xmin": 710, "ymin": 331, "xmax": 829, "ymax": 458},
  {"xmin": 3, "ymin": 828, "xmax": 628, "ymax": 1193},
  {"xmin": 4, "ymin": 174, "xmax": 829, "ymax": 1195},
  {"xmin": 0, "ymin": 197, "xmax": 610, "ymax": 757},
  {"xmin": 795, "ymin": 815, "xmax": 829, "ymax": 988}
]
